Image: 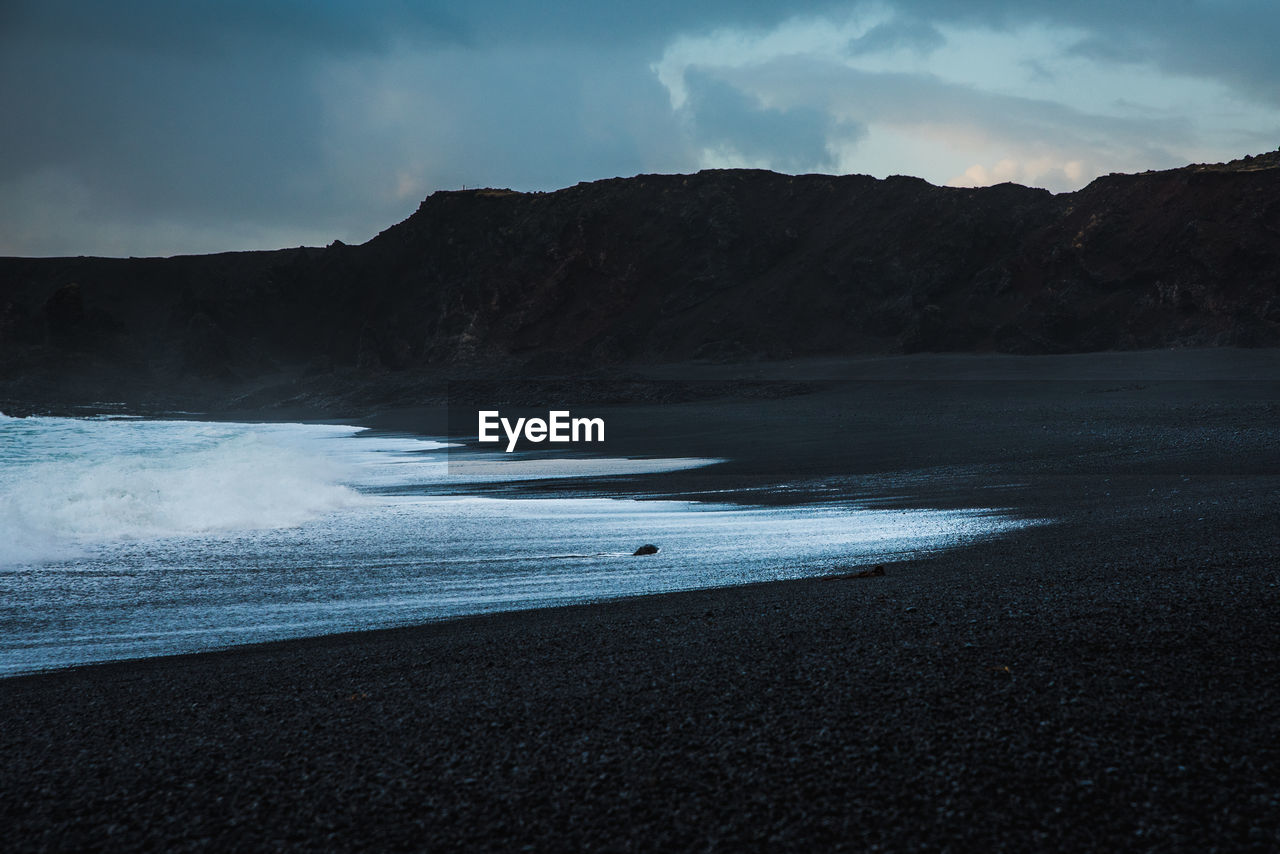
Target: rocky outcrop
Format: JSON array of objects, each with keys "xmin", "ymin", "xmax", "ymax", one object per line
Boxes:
[{"xmin": 1, "ymin": 152, "xmax": 1278, "ymax": 408}]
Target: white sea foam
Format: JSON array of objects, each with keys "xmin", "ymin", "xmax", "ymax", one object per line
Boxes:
[
  {"xmin": 0, "ymin": 417, "xmax": 369, "ymax": 565},
  {"xmin": 0, "ymin": 412, "xmax": 1045, "ymax": 676},
  {"xmin": 0, "ymin": 414, "xmax": 718, "ymax": 567}
]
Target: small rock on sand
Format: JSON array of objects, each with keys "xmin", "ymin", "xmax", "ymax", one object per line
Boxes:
[{"xmin": 826, "ymin": 564, "xmax": 886, "ymax": 579}]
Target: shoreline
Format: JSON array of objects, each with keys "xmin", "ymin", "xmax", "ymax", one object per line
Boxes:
[
  {"xmin": 1, "ymin": 388, "xmax": 1046, "ymax": 679},
  {"xmin": 2, "ymin": 495, "xmax": 1275, "ymax": 851},
  {"xmin": 2, "ymin": 349, "xmax": 1277, "ymax": 851}
]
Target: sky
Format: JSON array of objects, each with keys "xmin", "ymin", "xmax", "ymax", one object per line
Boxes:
[{"xmin": 2, "ymin": 0, "xmax": 1278, "ymax": 257}]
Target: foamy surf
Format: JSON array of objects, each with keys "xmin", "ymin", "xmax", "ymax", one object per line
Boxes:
[
  {"xmin": 0, "ymin": 417, "xmax": 369, "ymax": 565},
  {"xmin": 0, "ymin": 413, "xmax": 1043, "ymax": 676}
]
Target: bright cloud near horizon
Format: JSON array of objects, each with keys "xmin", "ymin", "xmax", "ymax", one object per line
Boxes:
[{"xmin": 2, "ymin": 0, "xmax": 1278, "ymax": 257}]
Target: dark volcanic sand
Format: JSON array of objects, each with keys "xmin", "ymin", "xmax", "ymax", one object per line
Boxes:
[{"xmin": 2, "ymin": 351, "xmax": 1278, "ymax": 852}]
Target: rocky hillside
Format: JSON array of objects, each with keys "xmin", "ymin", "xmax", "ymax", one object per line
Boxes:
[{"xmin": 2, "ymin": 152, "xmax": 1278, "ymax": 407}]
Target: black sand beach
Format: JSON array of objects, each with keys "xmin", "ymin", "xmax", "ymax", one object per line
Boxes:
[{"xmin": 2, "ymin": 351, "xmax": 1278, "ymax": 852}]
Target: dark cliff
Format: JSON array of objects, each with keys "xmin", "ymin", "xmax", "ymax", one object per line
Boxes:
[{"xmin": 2, "ymin": 153, "xmax": 1278, "ymax": 408}]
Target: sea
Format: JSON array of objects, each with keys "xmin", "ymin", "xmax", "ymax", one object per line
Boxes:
[{"xmin": 0, "ymin": 413, "xmax": 1037, "ymax": 676}]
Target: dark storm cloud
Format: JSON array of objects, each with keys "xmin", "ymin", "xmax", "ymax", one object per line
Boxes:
[
  {"xmin": 0, "ymin": 0, "xmax": 466, "ymax": 250},
  {"xmin": 0, "ymin": 0, "xmax": 468, "ymax": 55},
  {"xmin": 1, "ymin": 0, "xmax": 1276, "ymax": 255},
  {"xmin": 1, "ymin": 0, "xmax": 855, "ymax": 254},
  {"xmin": 683, "ymin": 71, "xmax": 851, "ymax": 172},
  {"xmin": 381, "ymin": 46, "xmax": 692, "ymax": 192},
  {"xmin": 0, "ymin": 39, "xmax": 320, "ymax": 210},
  {"xmin": 413, "ymin": 0, "xmax": 846, "ymax": 48},
  {"xmin": 1, "ymin": 0, "xmax": 846, "ymax": 54}
]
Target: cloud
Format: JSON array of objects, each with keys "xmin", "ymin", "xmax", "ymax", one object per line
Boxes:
[
  {"xmin": 318, "ymin": 43, "xmax": 692, "ymax": 197},
  {"xmin": 949, "ymin": 156, "xmax": 1085, "ymax": 190},
  {"xmin": 1, "ymin": 1, "xmax": 469, "ymax": 56},
  {"xmin": 735, "ymin": 56, "xmax": 1192, "ymax": 152},
  {"xmin": 650, "ymin": 6, "xmax": 1277, "ymax": 191},
  {"xmin": 0, "ymin": 1, "xmax": 699, "ymax": 255},
  {"xmin": 2, "ymin": 0, "xmax": 1279, "ymax": 256},
  {"xmin": 898, "ymin": 0, "xmax": 1280, "ymax": 107},
  {"xmin": 847, "ymin": 18, "xmax": 944, "ymax": 56},
  {"xmin": 0, "ymin": 31, "xmax": 343, "ymax": 238},
  {"xmin": 681, "ymin": 70, "xmax": 852, "ymax": 172}
]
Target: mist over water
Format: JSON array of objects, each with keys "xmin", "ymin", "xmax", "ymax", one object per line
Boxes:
[{"xmin": 0, "ymin": 415, "xmax": 1038, "ymax": 676}]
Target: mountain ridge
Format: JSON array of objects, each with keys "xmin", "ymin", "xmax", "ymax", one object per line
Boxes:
[{"xmin": 2, "ymin": 152, "xmax": 1278, "ymax": 408}]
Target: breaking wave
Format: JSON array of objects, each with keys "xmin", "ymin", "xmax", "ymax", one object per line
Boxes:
[{"xmin": 0, "ymin": 416, "xmax": 368, "ymax": 565}]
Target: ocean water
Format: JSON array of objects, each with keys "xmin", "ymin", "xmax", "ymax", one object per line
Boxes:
[{"xmin": 0, "ymin": 414, "xmax": 1036, "ymax": 676}]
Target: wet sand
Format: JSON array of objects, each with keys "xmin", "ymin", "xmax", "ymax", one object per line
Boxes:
[{"xmin": 2, "ymin": 350, "xmax": 1278, "ymax": 851}]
